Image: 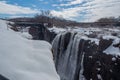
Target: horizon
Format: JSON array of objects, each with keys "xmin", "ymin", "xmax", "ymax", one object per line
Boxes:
[{"xmin": 0, "ymin": 0, "xmax": 120, "ymax": 22}]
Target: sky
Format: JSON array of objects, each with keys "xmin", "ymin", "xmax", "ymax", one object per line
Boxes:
[{"xmin": 0, "ymin": 0, "xmax": 120, "ymax": 22}]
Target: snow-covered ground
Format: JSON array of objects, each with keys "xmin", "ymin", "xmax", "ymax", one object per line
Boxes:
[
  {"xmin": 0, "ymin": 19, "xmax": 60, "ymax": 80},
  {"xmin": 49, "ymin": 26, "xmax": 120, "ymax": 36},
  {"xmin": 50, "ymin": 26, "xmax": 120, "ymax": 56},
  {"xmin": 103, "ymin": 35, "xmax": 120, "ymax": 56}
]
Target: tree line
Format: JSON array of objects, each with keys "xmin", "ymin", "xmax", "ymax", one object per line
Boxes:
[{"xmin": 9, "ymin": 10, "xmax": 120, "ymax": 27}]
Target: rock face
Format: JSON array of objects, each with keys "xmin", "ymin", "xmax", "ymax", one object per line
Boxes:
[
  {"xmin": 29, "ymin": 25, "xmax": 56, "ymax": 43},
  {"xmin": 52, "ymin": 32, "xmax": 120, "ymax": 80},
  {"xmin": 0, "ymin": 75, "xmax": 9, "ymax": 80}
]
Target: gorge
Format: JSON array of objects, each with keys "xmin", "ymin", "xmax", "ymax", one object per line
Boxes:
[
  {"xmin": 28, "ymin": 24, "xmax": 120, "ymax": 80},
  {"xmin": 7, "ymin": 21, "xmax": 120, "ymax": 80}
]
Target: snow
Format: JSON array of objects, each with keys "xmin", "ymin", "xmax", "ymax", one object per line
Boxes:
[
  {"xmin": 110, "ymin": 69, "xmax": 113, "ymax": 72},
  {"xmin": 18, "ymin": 32, "xmax": 33, "ymax": 39},
  {"xmin": 97, "ymin": 74, "xmax": 102, "ymax": 80},
  {"xmin": 49, "ymin": 27, "xmax": 100, "ymax": 35},
  {"xmin": 0, "ymin": 20, "xmax": 60, "ymax": 80},
  {"xmin": 48, "ymin": 27, "xmax": 66, "ymax": 34},
  {"xmin": 77, "ymin": 34, "xmax": 99, "ymax": 45},
  {"xmin": 103, "ymin": 36, "xmax": 120, "ymax": 56},
  {"xmin": 50, "ymin": 26, "xmax": 120, "ymax": 56},
  {"xmin": 49, "ymin": 27, "xmax": 120, "ymax": 38},
  {"xmin": 102, "ymin": 35, "xmax": 120, "ymax": 56},
  {"xmin": 104, "ymin": 45, "xmax": 120, "ymax": 56},
  {"xmin": 112, "ymin": 57, "xmax": 116, "ymax": 61},
  {"xmin": 97, "ymin": 68, "xmax": 101, "ymax": 71},
  {"xmin": 103, "ymin": 35, "xmax": 119, "ymax": 40},
  {"xmin": 89, "ymin": 56, "xmax": 93, "ymax": 59}
]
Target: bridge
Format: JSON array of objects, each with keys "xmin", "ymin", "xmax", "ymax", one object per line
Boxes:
[{"xmin": 11, "ymin": 22, "xmax": 44, "ymax": 27}]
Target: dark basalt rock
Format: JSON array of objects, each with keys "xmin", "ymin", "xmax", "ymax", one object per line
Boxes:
[
  {"xmin": 29, "ymin": 25, "xmax": 57, "ymax": 43},
  {"xmin": 98, "ymin": 38, "xmax": 113, "ymax": 52},
  {"xmin": 52, "ymin": 32, "xmax": 120, "ymax": 80},
  {"xmin": 113, "ymin": 42, "xmax": 120, "ymax": 48},
  {"xmin": 0, "ymin": 75, "xmax": 9, "ymax": 80}
]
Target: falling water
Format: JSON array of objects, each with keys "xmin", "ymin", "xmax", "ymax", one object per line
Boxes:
[{"xmin": 52, "ymin": 32, "xmax": 86, "ymax": 80}]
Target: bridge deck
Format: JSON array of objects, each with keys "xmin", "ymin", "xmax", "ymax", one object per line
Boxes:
[{"xmin": 14, "ymin": 22, "xmax": 44, "ymax": 27}]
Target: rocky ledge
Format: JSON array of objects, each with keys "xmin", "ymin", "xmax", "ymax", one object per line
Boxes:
[{"xmin": 52, "ymin": 32, "xmax": 120, "ymax": 80}]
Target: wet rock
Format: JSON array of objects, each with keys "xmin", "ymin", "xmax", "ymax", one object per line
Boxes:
[
  {"xmin": 0, "ymin": 75, "xmax": 9, "ymax": 80},
  {"xmin": 113, "ymin": 42, "xmax": 120, "ymax": 48},
  {"xmin": 29, "ymin": 25, "xmax": 57, "ymax": 43},
  {"xmin": 52, "ymin": 32, "xmax": 120, "ymax": 80},
  {"xmin": 98, "ymin": 38, "xmax": 113, "ymax": 52}
]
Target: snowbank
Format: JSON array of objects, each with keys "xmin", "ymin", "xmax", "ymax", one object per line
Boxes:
[
  {"xmin": 48, "ymin": 27, "xmax": 66, "ymax": 34},
  {"xmin": 103, "ymin": 35, "xmax": 120, "ymax": 56},
  {"xmin": 0, "ymin": 19, "xmax": 60, "ymax": 80}
]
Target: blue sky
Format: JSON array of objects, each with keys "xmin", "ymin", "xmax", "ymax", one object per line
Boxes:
[{"xmin": 0, "ymin": 0, "xmax": 120, "ymax": 22}]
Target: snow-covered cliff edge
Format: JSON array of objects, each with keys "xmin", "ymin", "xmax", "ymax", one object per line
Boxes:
[
  {"xmin": 0, "ymin": 19, "xmax": 60, "ymax": 80},
  {"xmin": 52, "ymin": 31, "xmax": 120, "ymax": 80}
]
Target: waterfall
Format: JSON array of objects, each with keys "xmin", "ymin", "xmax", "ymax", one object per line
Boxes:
[
  {"xmin": 79, "ymin": 52, "xmax": 86, "ymax": 80},
  {"xmin": 52, "ymin": 32, "xmax": 87, "ymax": 80}
]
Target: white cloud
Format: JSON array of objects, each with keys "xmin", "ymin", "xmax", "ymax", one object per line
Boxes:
[
  {"xmin": 59, "ymin": 0, "xmax": 84, "ymax": 6},
  {"xmin": 51, "ymin": 0, "xmax": 120, "ymax": 22},
  {"xmin": 51, "ymin": 7, "xmax": 84, "ymax": 20},
  {"xmin": 58, "ymin": 0, "xmax": 72, "ymax": 2},
  {"xmin": 9, "ymin": 15, "xmax": 29, "ymax": 18},
  {"xmin": 82, "ymin": 0, "xmax": 120, "ymax": 22},
  {"xmin": 0, "ymin": 1, "xmax": 39, "ymax": 15},
  {"xmin": 52, "ymin": 4, "xmax": 59, "ymax": 7},
  {"xmin": 1, "ymin": 0, "xmax": 119, "ymax": 22},
  {"xmin": 52, "ymin": 0, "xmax": 82, "ymax": 7}
]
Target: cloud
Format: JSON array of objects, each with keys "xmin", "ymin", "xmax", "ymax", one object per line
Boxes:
[
  {"xmin": 9, "ymin": 15, "xmax": 29, "ymax": 18},
  {"xmin": 51, "ymin": 0, "xmax": 120, "ymax": 22},
  {"xmin": 52, "ymin": 4, "xmax": 59, "ymax": 7},
  {"xmin": 51, "ymin": 7, "xmax": 84, "ymax": 20},
  {"xmin": 0, "ymin": 1, "xmax": 39, "ymax": 15},
  {"xmin": 82, "ymin": 0, "xmax": 120, "ymax": 22},
  {"xmin": 52, "ymin": 0, "xmax": 82, "ymax": 7},
  {"xmin": 32, "ymin": 4, "xmax": 37, "ymax": 8},
  {"xmin": 59, "ymin": 0, "xmax": 84, "ymax": 6},
  {"xmin": 1, "ymin": 0, "xmax": 119, "ymax": 22}
]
